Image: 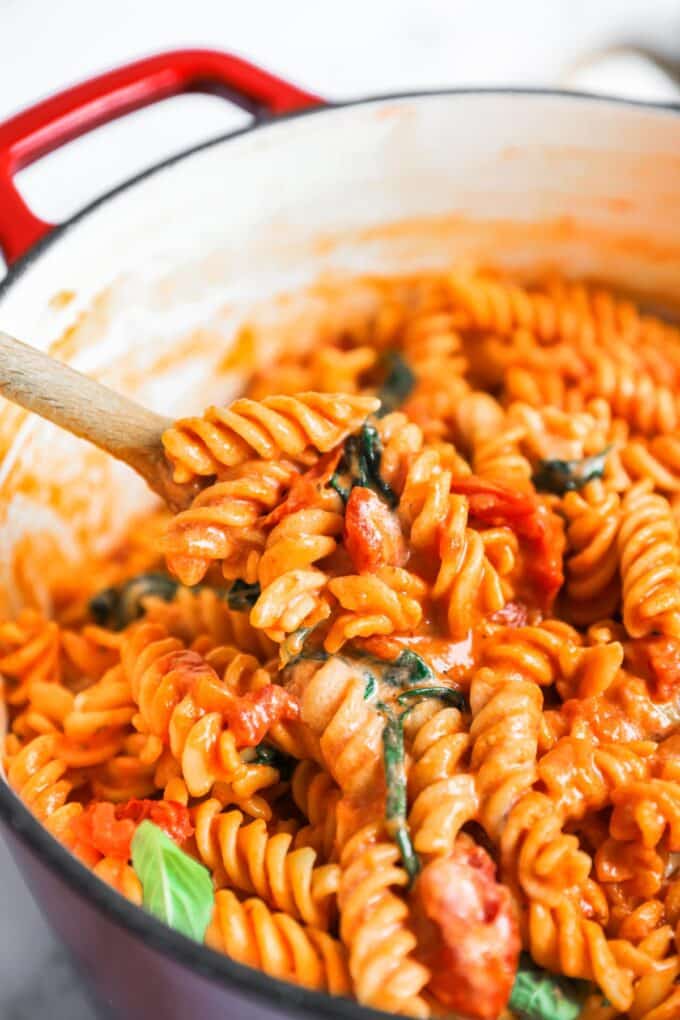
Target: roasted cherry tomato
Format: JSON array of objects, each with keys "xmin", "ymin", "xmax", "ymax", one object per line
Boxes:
[
  {"xmin": 413, "ymin": 835, "xmax": 520, "ymax": 1020},
  {"xmin": 225, "ymin": 685, "xmax": 300, "ymax": 748},
  {"xmin": 71, "ymin": 799, "xmax": 193, "ymax": 860},
  {"xmin": 344, "ymin": 486, "xmax": 407, "ymax": 572}
]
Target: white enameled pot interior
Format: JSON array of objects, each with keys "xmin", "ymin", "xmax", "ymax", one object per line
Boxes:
[{"xmin": 0, "ymin": 91, "xmax": 679, "ymax": 617}]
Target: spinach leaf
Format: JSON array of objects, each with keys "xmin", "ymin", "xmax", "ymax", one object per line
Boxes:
[
  {"xmin": 510, "ymin": 956, "xmax": 589, "ymax": 1020},
  {"xmin": 533, "ymin": 446, "xmax": 610, "ymax": 495},
  {"xmin": 252, "ymin": 742, "xmax": 296, "ymax": 780},
  {"xmin": 225, "ymin": 580, "xmax": 261, "ymax": 611},
  {"xmin": 89, "ymin": 573, "xmax": 179, "ymax": 630},
  {"xmin": 396, "ymin": 685, "xmax": 466, "ymax": 710},
  {"xmin": 381, "ymin": 706, "xmax": 420, "ymax": 884},
  {"xmin": 89, "ymin": 573, "xmax": 260, "ymax": 630},
  {"xmin": 350, "ymin": 648, "xmax": 434, "ymax": 690},
  {"xmin": 279, "ymin": 626, "xmax": 329, "ymax": 668},
  {"xmin": 375, "ymin": 673, "xmax": 466, "ymax": 880},
  {"xmin": 383, "ymin": 649, "xmax": 434, "ymax": 687},
  {"xmin": 376, "ymin": 351, "xmax": 415, "ymax": 416},
  {"xmin": 363, "ymin": 674, "xmax": 377, "ymax": 700},
  {"xmin": 131, "ymin": 821, "xmax": 213, "ymax": 942},
  {"xmin": 329, "ymin": 425, "xmax": 397, "ymax": 508}
]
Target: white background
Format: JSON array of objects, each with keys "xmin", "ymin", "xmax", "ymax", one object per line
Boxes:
[{"xmin": 1, "ymin": 1, "xmax": 680, "ymax": 1017}]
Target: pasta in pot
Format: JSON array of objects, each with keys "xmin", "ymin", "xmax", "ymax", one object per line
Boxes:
[{"xmin": 3, "ymin": 267, "xmax": 680, "ymax": 1020}]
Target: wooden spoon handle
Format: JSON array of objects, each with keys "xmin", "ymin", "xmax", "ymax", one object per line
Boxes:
[{"xmin": 0, "ymin": 329, "xmax": 194, "ymax": 508}]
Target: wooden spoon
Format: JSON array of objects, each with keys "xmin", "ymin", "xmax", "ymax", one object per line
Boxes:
[{"xmin": 0, "ymin": 329, "xmax": 200, "ymax": 511}]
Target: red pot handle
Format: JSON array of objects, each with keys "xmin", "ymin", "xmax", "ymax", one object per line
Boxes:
[{"xmin": 0, "ymin": 49, "xmax": 321, "ymax": 266}]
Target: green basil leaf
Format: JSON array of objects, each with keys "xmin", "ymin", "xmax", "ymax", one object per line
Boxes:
[
  {"xmin": 225, "ymin": 580, "xmax": 261, "ymax": 611},
  {"xmin": 510, "ymin": 956, "xmax": 589, "ymax": 1020},
  {"xmin": 89, "ymin": 573, "xmax": 179, "ymax": 630},
  {"xmin": 376, "ymin": 351, "xmax": 415, "ymax": 417},
  {"xmin": 533, "ymin": 446, "xmax": 611, "ymax": 495},
  {"xmin": 131, "ymin": 821, "xmax": 213, "ymax": 942}
]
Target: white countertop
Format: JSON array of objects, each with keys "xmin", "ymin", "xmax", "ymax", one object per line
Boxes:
[{"xmin": 0, "ymin": 1, "xmax": 679, "ymax": 1017}]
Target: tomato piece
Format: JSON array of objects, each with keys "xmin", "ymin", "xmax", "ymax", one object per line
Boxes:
[
  {"xmin": 450, "ymin": 475, "xmax": 564, "ymax": 611},
  {"xmin": 449, "ymin": 476, "xmax": 537, "ymax": 522},
  {"xmin": 116, "ymin": 799, "xmax": 194, "ymax": 846},
  {"xmin": 522, "ymin": 502, "xmax": 565, "ymax": 611},
  {"xmin": 344, "ymin": 486, "xmax": 407, "ymax": 573},
  {"xmin": 263, "ymin": 449, "xmax": 343, "ymax": 528},
  {"xmin": 225, "ymin": 685, "xmax": 300, "ymax": 748},
  {"xmin": 413, "ymin": 835, "xmax": 520, "ymax": 1020},
  {"xmin": 71, "ymin": 799, "xmax": 194, "ymax": 860},
  {"xmin": 71, "ymin": 802, "xmax": 137, "ymax": 859},
  {"xmin": 626, "ymin": 636, "xmax": 680, "ymax": 701}
]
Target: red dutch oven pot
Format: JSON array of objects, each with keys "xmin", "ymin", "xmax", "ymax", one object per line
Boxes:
[{"xmin": 1, "ymin": 48, "xmax": 679, "ymax": 1020}]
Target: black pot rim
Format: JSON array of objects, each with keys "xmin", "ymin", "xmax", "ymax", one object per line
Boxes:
[{"xmin": 1, "ymin": 84, "xmax": 678, "ymax": 1020}]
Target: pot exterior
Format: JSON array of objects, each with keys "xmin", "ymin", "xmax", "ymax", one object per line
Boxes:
[{"xmin": 2, "ymin": 824, "xmax": 300, "ymax": 1020}]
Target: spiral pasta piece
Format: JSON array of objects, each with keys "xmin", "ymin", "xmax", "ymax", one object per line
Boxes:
[
  {"xmin": 194, "ymin": 802, "xmax": 340, "ymax": 928},
  {"xmin": 526, "ymin": 899, "xmax": 634, "ymax": 1012},
  {"xmin": 432, "ymin": 495, "xmax": 512, "ymax": 639},
  {"xmin": 583, "ymin": 357, "xmax": 680, "ymax": 437},
  {"xmin": 406, "ymin": 702, "xmax": 477, "ymax": 856},
  {"xmin": 468, "ymin": 624, "xmax": 586, "ymax": 838},
  {"xmin": 206, "ymin": 889, "xmax": 351, "ymax": 995},
  {"xmin": 257, "ymin": 504, "xmax": 344, "ymax": 589},
  {"xmin": 249, "ymin": 487, "xmax": 344, "ymax": 645},
  {"xmin": 291, "ymin": 657, "xmax": 385, "ymax": 802},
  {"xmin": 449, "ymin": 272, "xmax": 677, "ymax": 359},
  {"xmin": 6, "ymin": 733, "xmax": 83, "ymax": 846},
  {"xmin": 90, "ymin": 732, "xmax": 158, "ymax": 801},
  {"xmin": 250, "ymin": 568, "xmax": 330, "ymax": 644},
  {"xmin": 121, "ymin": 624, "xmax": 279, "ymax": 798},
  {"xmin": 609, "ymin": 779, "xmax": 680, "ymax": 851},
  {"xmin": 619, "ymin": 960, "xmax": 680, "ymax": 1020},
  {"xmin": 143, "ymin": 585, "xmax": 276, "ymax": 659},
  {"xmin": 398, "ymin": 446, "xmax": 467, "ymax": 551},
  {"xmin": 338, "ymin": 823, "xmax": 430, "ymax": 1016},
  {"xmin": 399, "ymin": 311, "xmax": 469, "ymax": 438},
  {"xmin": 538, "ymin": 735, "xmax": 653, "ymax": 821},
  {"xmin": 163, "ymin": 392, "xmax": 379, "ymax": 483},
  {"xmin": 376, "ymin": 412, "xmax": 425, "ymax": 494},
  {"xmin": 292, "ymin": 761, "xmax": 341, "ymax": 860},
  {"xmin": 450, "ymin": 391, "xmax": 534, "ymax": 490},
  {"xmin": 562, "ymin": 480, "xmax": 622, "ymax": 625},
  {"xmin": 501, "ymin": 792, "xmax": 595, "ymax": 906},
  {"xmin": 622, "ymin": 434, "xmax": 680, "ymax": 494},
  {"xmin": 10, "ymin": 681, "xmax": 74, "ymax": 741},
  {"xmin": 162, "ymin": 459, "xmax": 299, "ymax": 585},
  {"xmin": 0, "ymin": 612, "xmax": 63, "ymax": 704},
  {"xmin": 312, "ymin": 345, "xmax": 378, "ymax": 395},
  {"xmin": 618, "ymin": 480, "xmax": 680, "ymax": 638},
  {"xmin": 325, "ymin": 567, "xmax": 425, "ymax": 653},
  {"xmin": 93, "ymin": 857, "xmax": 143, "ymax": 904},
  {"xmin": 62, "ymin": 665, "xmax": 135, "ymax": 743}
]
